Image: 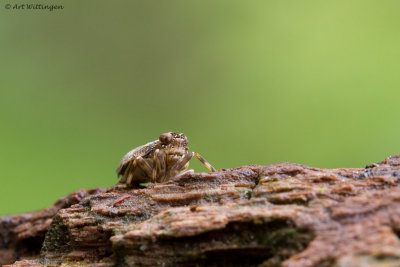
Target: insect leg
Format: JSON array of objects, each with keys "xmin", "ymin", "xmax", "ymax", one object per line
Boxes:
[
  {"xmin": 193, "ymin": 152, "xmax": 216, "ymax": 172},
  {"xmin": 168, "ymin": 152, "xmax": 194, "ymax": 176},
  {"xmin": 124, "ymin": 162, "xmax": 134, "ymax": 184},
  {"xmin": 174, "ymin": 169, "xmax": 195, "ymax": 180},
  {"xmin": 153, "ymin": 149, "xmax": 166, "ymax": 183},
  {"xmin": 119, "ymin": 167, "xmax": 127, "ymax": 183},
  {"xmin": 134, "ymin": 156, "xmax": 153, "ymax": 179}
]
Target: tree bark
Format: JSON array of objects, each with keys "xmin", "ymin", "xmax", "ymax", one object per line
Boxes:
[{"xmin": 3, "ymin": 155, "xmax": 400, "ymax": 266}]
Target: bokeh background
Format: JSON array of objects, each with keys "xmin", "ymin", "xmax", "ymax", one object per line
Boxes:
[{"xmin": 1, "ymin": 1, "xmax": 400, "ymax": 215}]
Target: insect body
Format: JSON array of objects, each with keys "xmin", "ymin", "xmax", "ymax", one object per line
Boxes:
[{"xmin": 117, "ymin": 132, "xmax": 216, "ymax": 185}]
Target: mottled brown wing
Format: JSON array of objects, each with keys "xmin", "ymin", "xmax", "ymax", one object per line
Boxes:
[{"xmin": 116, "ymin": 140, "xmax": 159, "ymax": 177}]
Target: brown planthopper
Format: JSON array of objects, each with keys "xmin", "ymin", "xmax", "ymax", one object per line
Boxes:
[{"xmin": 116, "ymin": 132, "xmax": 216, "ymax": 185}]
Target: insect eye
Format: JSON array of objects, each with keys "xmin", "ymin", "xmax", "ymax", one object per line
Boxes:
[{"xmin": 159, "ymin": 133, "xmax": 172, "ymax": 145}]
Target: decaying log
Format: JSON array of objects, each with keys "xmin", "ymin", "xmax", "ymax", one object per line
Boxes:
[
  {"xmin": 3, "ymin": 155, "xmax": 400, "ymax": 266},
  {"xmin": 0, "ymin": 189, "xmax": 105, "ymax": 266}
]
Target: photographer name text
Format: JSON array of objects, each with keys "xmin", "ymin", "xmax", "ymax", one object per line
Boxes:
[{"xmin": 5, "ymin": 3, "xmax": 64, "ymax": 11}]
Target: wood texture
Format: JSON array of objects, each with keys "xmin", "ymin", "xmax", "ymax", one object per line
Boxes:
[{"xmin": 3, "ymin": 155, "xmax": 400, "ymax": 266}]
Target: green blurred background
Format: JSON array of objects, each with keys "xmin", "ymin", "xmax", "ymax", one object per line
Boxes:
[{"xmin": 1, "ymin": 1, "xmax": 400, "ymax": 215}]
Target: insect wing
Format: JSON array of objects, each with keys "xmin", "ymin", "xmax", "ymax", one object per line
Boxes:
[{"xmin": 116, "ymin": 140, "xmax": 158, "ymax": 176}]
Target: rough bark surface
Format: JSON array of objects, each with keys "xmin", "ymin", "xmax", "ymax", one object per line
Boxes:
[{"xmin": 3, "ymin": 155, "xmax": 400, "ymax": 266}]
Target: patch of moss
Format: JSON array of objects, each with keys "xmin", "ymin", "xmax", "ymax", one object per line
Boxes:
[
  {"xmin": 41, "ymin": 215, "xmax": 72, "ymax": 255},
  {"xmin": 112, "ymin": 243, "xmax": 128, "ymax": 267}
]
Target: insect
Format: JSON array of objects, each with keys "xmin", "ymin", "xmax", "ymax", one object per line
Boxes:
[{"xmin": 116, "ymin": 132, "xmax": 216, "ymax": 185}]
